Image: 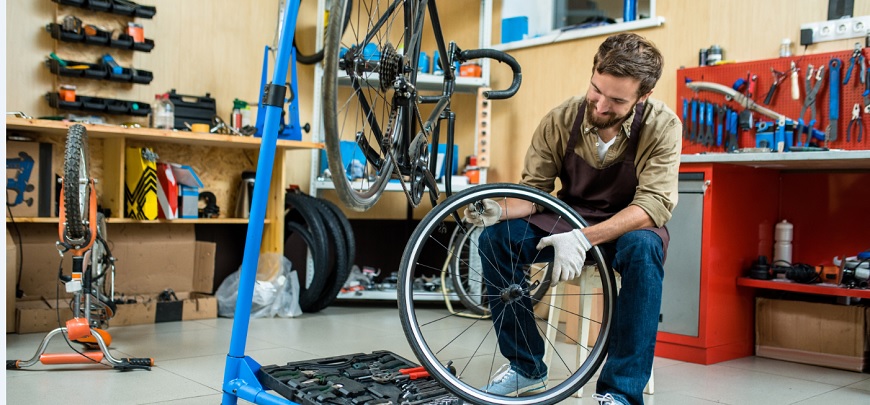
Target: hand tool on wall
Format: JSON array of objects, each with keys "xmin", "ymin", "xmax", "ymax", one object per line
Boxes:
[
  {"xmin": 699, "ymin": 101, "xmax": 707, "ymax": 145},
  {"xmin": 847, "ymin": 103, "xmax": 863, "ymax": 142},
  {"xmin": 691, "ymin": 98, "xmax": 699, "ymax": 141},
  {"xmin": 747, "ymin": 73, "xmax": 758, "ymax": 101},
  {"xmin": 682, "ymin": 98, "xmax": 689, "ymax": 140},
  {"xmin": 764, "ymin": 68, "xmax": 788, "ymax": 105},
  {"xmin": 790, "ymin": 61, "xmax": 801, "ymax": 100},
  {"xmin": 827, "ymin": 58, "xmax": 842, "ymax": 143},
  {"xmin": 727, "ymin": 110, "xmax": 739, "ymax": 152},
  {"xmin": 705, "ymin": 102, "xmax": 715, "ymax": 146},
  {"xmin": 796, "ymin": 64, "xmax": 824, "ymax": 146},
  {"xmin": 843, "ymin": 43, "xmax": 864, "ymax": 85},
  {"xmin": 716, "ymin": 104, "xmax": 727, "ymax": 147}
]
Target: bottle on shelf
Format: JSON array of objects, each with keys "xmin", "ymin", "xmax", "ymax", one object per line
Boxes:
[
  {"xmin": 231, "ymin": 99, "xmax": 246, "ymax": 131},
  {"xmin": 150, "ymin": 93, "xmax": 175, "ymax": 130},
  {"xmin": 773, "ymin": 219, "xmax": 793, "ymax": 265}
]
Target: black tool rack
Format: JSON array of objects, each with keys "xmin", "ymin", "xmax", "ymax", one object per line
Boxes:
[
  {"xmin": 46, "ymin": 58, "xmax": 153, "ymax": 84},
  {"xmin": 51, "ymin": 0, "xmax": 156, "ymax": 18},
  {"xmin": 45, "ymin": 22, "xmax": 155, "ymax": 52},
  {"xmin": 258, "ymin": 351, "xmax": 460, "ymax": 405},
  {"xmin": 46, "ymin": 92, "xmax": 151, "ymax": 117}
]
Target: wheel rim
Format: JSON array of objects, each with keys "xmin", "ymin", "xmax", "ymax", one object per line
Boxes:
[
  {"xmin": 398, "ymin": 184, "xmax": 616, "ymax": 405},
  {"xmin": 322, "ymin": 0, "xmax": 409, "ymax": 211}
]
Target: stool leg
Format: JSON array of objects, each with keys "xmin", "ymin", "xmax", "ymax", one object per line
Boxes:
[
  {"xmin": 644, "ymin": 365, "xmax": 654, "ymax": 394},
  {"xmin": 543, "ymin": 282, "xmax": 564, "ymax": 367},
  {"xmin": 575, "ymin": 274, "xmax": 592, "ymax": 398}
]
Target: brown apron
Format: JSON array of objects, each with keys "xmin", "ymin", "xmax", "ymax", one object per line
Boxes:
[{"xmin": 527, "ymin": 101, "xmax": 670, "ymax": 257}]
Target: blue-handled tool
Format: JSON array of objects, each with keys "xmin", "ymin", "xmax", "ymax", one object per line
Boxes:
[
  {"xmin": 691, "ymin": 99, "xmax": 698, "ymax": 141},
  {"xmin": 682, "ymin": 98, "xmax": 689, "ymax": 140},
  {"xmin": 727, "ymin": 110, "xmax": 738, "ymax": 152},
  {"xmin": 716, "ymin": 104, "xmax": 726, "ymax": 147},
  {"xmin": 705, "ymin": 102, "xmax": 714, "ymax": 146},
  {"xmin": 843, "ymin": 43, "xmax": 862, "ymax": 85},
  {"xmin": 828, "ymin": 58, "xmax": 841, "ymax": 143},
  {"xmin": 698, "ymin": 101, "xmax": 706, "ymax": 144}
]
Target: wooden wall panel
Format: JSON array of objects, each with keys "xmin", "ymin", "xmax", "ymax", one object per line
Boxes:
[{"xmin": 487, "ymin": 0, "xmax": 870, "ymax": 183}]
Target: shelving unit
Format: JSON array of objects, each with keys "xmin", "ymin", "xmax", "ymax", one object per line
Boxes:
[
  {"xmin": 6, "ymin": 116, "xmax": 322, "ymax": 253},
  {"xmin": 656, "ymin": 151, "xmax": 870, "ymax": 365}
]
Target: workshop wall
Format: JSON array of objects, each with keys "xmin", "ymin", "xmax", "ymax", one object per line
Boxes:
[{"xmin": 486, "ymin": 0, "xmax": 870, "ymax": 183}]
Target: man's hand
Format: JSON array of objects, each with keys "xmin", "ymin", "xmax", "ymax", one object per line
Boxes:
[
  {"xmin": 463, "ymin": 199, "xmax": 502, "ymax": 227},
  {"xmin": 536, "ymin": 229, "xmax": 592, "ymax": 286}
]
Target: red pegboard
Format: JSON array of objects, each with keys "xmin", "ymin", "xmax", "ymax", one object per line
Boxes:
[{"xmin": 677, "ymin": 47, "xmax": 869, "ymax": 154}]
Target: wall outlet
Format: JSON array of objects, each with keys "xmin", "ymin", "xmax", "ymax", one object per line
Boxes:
[{"xmin": 801, "ymin": 16, "xmax": 870, "ymax": 44}]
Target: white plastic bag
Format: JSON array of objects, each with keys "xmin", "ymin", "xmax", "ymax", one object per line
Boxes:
[{"xmin": 216, "ymin": 253, "xmax": 302, "ymax": 318}]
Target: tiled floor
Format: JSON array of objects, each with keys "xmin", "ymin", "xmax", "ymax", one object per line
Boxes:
[{"xmin": 5, "ymin": 303, "xmax": 870, "ymax": 404}]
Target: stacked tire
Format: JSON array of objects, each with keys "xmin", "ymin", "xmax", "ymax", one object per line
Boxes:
[{"xmin": 284, "ymin": 192, "xmax": 355, "ymax": 313}]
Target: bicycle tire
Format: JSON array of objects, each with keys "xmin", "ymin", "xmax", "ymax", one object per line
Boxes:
[
  {"xmin": 306, "ymin": 197, "xmax": 351, "ymax": 312},
  {"xmin": 293, "ymin": 0, "xmax": 352, "ymax": 65},
  {"xmin": 322, "ymin": 0, "xmax": 405, "ymax": 211},
  {"xmin": 63, "ymin": 124, "xmax": 91, "ymax": 243},
  {"xmin": 285, "ymin": 193, "xmax": 331, "ymax": 312},
  {"xmin": 284, "ymin": 220, "xmax": 328, "ymax": 313},
  {"xmin": 398, "ymin": 183, "xmax": 617, "ymax": 405}
]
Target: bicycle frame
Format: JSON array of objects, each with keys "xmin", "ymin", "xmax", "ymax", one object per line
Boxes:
[{"xmin": 348, "ymin": 0, "xmax": 464, "ymax": 205}]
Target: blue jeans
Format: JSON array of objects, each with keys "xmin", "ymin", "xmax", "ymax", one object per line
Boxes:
[{"xmin": 479, "ymin": 219, "xmax": 664, "ymax": 405}]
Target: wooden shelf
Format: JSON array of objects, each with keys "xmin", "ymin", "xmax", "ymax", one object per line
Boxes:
[
  {"xmin": 6, "ymin": 117, "xmax": 324, "ymax": 150},
  {"xmin": 737, "ymin": 277, "xmax": 870, "ymax": 299},
  {"xmin": 6, "ymin": 217, "xmax": 268, "ymax": 225}
]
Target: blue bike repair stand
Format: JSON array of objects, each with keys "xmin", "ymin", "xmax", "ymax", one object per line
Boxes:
[{"xmin": 220, "ymin": 1, "xmax": 302, "ymax": 404}]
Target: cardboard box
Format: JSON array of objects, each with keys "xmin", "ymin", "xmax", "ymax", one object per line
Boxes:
[
  {"xmin": 6, "ymin": 141, "xmax": 54, "ymax": 217},
  {"xmin": 125, "ymin": 147, "xmax": 158, "ymax": 219},
  {"xmin": 13, "ymin": 224, "xmax": 217, "ymax": 333},
  {"xmin": 756, "ymin": 297, "xmax": 869, "ymax": 372},
  {"xmin": 7, "ymin": 228, "xmax": 19, "ymax": 333}
]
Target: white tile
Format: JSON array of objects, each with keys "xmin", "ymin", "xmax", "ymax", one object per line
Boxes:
[
  {"xmin": 718, "ymin": 356, "xmax": 870, "ymax": 387},
  {"xmin": 791, "ymin": 387, "xmax": 870, "ymax": 404}
]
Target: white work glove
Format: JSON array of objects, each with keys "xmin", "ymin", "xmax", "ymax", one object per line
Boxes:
[
  {"xmin": 536, "ymin": 229, "xmax": 592, "ymax": 287},
  {"xmin": 463, "ymin": 199, "xmax": 502, "ymax": 227}
]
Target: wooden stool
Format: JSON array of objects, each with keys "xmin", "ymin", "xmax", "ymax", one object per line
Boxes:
[{"xmin": 543, "ymin": 265, "xmax": 654, "ymax": 398}]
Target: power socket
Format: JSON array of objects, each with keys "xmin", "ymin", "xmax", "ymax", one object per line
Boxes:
[{"xmin": 800, "ymin": 16, "xmax": 870, "ymax": 44}]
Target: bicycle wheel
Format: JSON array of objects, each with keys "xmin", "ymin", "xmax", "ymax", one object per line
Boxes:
[
  {"xmin": 322, "ymin": 0, "xmax": 411, "ymax": 211},
  {"xmin": 63, "ymin": 124, "xmax": 91, "ymax": 243},
  {"xmin": 398, "ymin": 184, "xmax": 617, "ymax": 405},
  {"xmin": 449, "ymin": 223, "xmax": 552, "ymax": 316},
  {"xmin": 293, "ymin": 0, "xmax": 352, "ymax": 65}
]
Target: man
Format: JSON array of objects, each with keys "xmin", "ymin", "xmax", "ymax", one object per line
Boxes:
[{"xmin": 464, "ymin": 33, "xmax": 681, "ymax": 405}]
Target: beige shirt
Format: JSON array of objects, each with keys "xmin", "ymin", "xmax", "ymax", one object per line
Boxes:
[{"xmin": 519, "ymin": 96, "xmax": 682, "ymax": 227}]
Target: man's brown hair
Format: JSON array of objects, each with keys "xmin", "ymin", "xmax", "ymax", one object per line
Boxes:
[{"xmin": 592, "ymin": 33, "xmax": 663, "ymax": 97}]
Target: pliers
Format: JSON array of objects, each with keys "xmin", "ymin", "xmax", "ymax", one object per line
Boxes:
[
  {"xmin": 847, "ymin": 103, "xmax": 863, "ymax": 142},
  {"xmin": 796, "ymin": 64, "xmax": 825, "ymax": 146},
  {"xmin": 843, "ymin": 43, "xmax": 865, "ymax": 85}
]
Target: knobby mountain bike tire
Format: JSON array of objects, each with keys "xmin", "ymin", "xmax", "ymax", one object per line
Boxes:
[
  {"xmin": 322, "ymin": 0, "xmax": 405, "ymax": 211},
  {"xmin": 398, "ymin": 183, "xmax": 617, "ymax": 405},
  {"xmin": 63, "ymin": 124, "xmax": 91, "ymax": 242},
  {"xmin": 293, "ymin": 0, "xmax": 352, "ymax": 65}
]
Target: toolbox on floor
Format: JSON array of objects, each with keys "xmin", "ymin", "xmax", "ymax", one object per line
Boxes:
[{"xmin": 258, "ymin": 351, "xmax": 460, "ymax": 405}]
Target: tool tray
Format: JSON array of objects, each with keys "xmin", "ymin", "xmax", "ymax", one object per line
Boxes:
[{"xmin": 258, "ymin": 351, "xmax": 460, "ymax": 405}]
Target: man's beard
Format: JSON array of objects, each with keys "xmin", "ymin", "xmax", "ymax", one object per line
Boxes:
[{"xmin": 585, "ymin": 104, "xmax": 631, "ymax": 129}]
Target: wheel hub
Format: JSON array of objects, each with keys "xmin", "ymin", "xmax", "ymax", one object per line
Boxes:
[{"xmin": 499, "ymin": 284, "xmax": 526, "ymax": 304}]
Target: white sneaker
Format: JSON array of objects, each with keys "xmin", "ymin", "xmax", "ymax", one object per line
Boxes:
[
  {"xmin": 592, "ymin": 393, "xmax": 626, "ymax": 404},
  {"xmin": 480, "ymin": 364, "xmax": 547, "ymax": 396}
]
